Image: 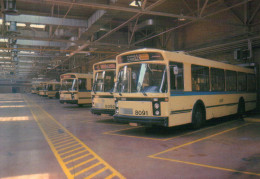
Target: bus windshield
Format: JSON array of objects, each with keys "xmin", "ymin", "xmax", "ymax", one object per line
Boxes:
[
  {"xmin": 93, "ymin": 70, "xmax": 115, "ymax": 92},
  {"xmin": 61, "ymin": 79, "xmax": 78, "ymax": 91},
  {"xmin": 116, "ymin": 63, "xmax": 167, "ymax": 94}
]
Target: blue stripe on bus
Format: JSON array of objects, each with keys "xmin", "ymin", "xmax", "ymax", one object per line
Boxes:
[{"xmin": 170, "ymin": 91, "xmax": 246, "ymax": 96}]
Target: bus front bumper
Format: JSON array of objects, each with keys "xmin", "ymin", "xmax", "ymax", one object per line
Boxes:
[
  {"xmin": 113, "ymin": 115, "xmax": 168, "ymax": 127},
  {"xmin": 60, "ymin": 100, "xmax": 78, "ymax": 104},
  {"xmin": 91, "ymin": 108, "xmax": 115, "ymax": 115}
]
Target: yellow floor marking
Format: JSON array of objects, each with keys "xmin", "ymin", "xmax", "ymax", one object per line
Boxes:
[
  {"xmin": 149, "ymin": 123, "xmax": 260, "ymax": 177},
  {"xmin": 150, "ymin": 123, "xmax": 249, "ymax": 157},
  {"xmin": 56, "ymin": 141, "xmax": 79, "ymax": 150},
  {"xmin": 150, "ymin": 156, "xmax": 260, "ymax": 177},
  {"xmin": 52, "ymin": 136, "xmax": 72, "ymax": 142},
  {"xmin": 162, "ymin": 120, "xmax": 237, "ymax": 141},
  {"xmin": 68, "ymin": 157, "xmax": 96, "ymax": 170},
  {"xmin": 53, "ymin": 138, "xmax": 74, "ymax": 146},
  {"xmin": 103, "ymin": 126, "xmax": 141, "ymax": 134},
  {"xmin": 105, "ymin": 173, "xmax": 116, "ymax": 179},
  {"xmin": 74, "ymin": 161, "xmax": 102, "ymax": 177},
  {"xmin": 60, "ymin": 147, "xmax": 84, "ymax": 156},
  {"xmin": 57, "ymin": 143, "xmax": 81, "ymax": 153},
  {"xmin": 65, "ymin": 153, "xmax": 91, "ymax": 165},
  {"xmin": 85, "ymin": 166, "xmax": 108, "ymax": 179},
  {"xmin": 103, "ymin": 126, "xmax": 166, "ymax": 141},
  {"xmin": 24, "ymin": 96, "xmax": 125, "ymax": 179},
  {"xmin": 104, "ymin": 120, "xmax": 238, "ymax": 141},
  {"xmin": 62, "ymin": 150, "xmax": 88, "ymax": 160},
  {"xmin": 50, "ymin": 134, "xmax": 70, "ymax": 140}
]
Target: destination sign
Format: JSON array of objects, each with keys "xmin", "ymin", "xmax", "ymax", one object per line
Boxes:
[
  {"xmin": 60, "ymin": 74, "xmax": 76, "ymax": 79},
  {"xmin": 118, "ymin": 52, "xmax": 163, "ymax": 63},
  {"xmin": 94, "ymin": 63, "xmax": 116, "ymax": 70}
]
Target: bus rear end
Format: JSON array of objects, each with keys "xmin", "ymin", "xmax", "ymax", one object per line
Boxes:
[{"xmin": 113, "ymin": 50, "xmax": 169, "ymax": 127}]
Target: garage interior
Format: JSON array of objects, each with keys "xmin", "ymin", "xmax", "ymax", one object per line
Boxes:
[{"xmin": 0, "ymin": 0, "xmax": 260, "ymax": 178}]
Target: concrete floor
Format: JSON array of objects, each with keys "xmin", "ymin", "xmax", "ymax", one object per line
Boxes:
[{"xmin": 0, "ymin": 93, "xmax": 260, "ymax": 179}]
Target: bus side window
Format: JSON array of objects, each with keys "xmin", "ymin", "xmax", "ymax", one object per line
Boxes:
[
  {"xmin": 169, "ymin": 62, "xmax": 184, "ymax": 91},
  {"xmin": 78, "ymin": 78, "xmax": 87, "ymax": 91},
  {"xmin": 238, "ymin": 72, "xmax": 247, "ymax": 91},
  {"xmin": 210, "ymin": 68, "xmax": 225, "ymax": 91},
  {"xmin": 191, "ymin": 65, "xmax": 209, "ymax": 91},
  {"xmin": 247, "ymin": 74, "xmax": 256, "ymax": 92},
  {"xmin": 225, "ymin": 70, "xmax": 237, "ymax": 91}
]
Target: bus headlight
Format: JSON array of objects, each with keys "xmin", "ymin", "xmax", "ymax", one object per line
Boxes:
[
  {"xmin": 155, "ymin": 110, "xmax": 160, "ymax": 116},
  {"xmin": 154, "ymin": 103, "xmax": 160, "ymax": 109}
]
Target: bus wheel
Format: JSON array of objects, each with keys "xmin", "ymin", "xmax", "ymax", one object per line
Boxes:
[
  {"xmin": 192, "ymin": 104, "xmax": 205, "ymax": 129},
  {"xmin": 237, "ymin": 99, "xmax": 245, "ymax": 120}
]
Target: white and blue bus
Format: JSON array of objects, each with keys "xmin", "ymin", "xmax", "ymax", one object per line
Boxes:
[{"xmin": 113, "ymin": 49, "xmax": 256, "ymax": 128}]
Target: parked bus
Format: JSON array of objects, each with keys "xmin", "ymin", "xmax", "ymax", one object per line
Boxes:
[
  {"xmin": 46, "ymin": 81, "xmax": 61, "ymax": 99},
  {"xmin": 60, "ymin": 73, "xmax": 93, "ymax": 106},
  {"xmin": 31, "ymin": 82, "xmax": 40, "ymax": 94},
  {"xmin": 38, "ymin": 82, "xmax": 48, "ymax": 97},
  {"xmin": 91, "ymin": 60, "xmax": 116, "ymax": 115},
  {"xmin": 113, "ymin": 48, "xmax": 256, "ymax": 128}
]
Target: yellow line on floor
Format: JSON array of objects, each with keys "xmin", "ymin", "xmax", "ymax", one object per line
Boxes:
[
  {"xmin": 65, "ymin": 153, "xmax": 91, "ymax": 165},
  {"xmin": 150, "ymin": 123, "xmax": 249, "ymax": 157},
  {"xmin": 150, "ymin": 156, "xmax": 260, "ymax": 177},
  {"xmin": 68, "ymin": 157, "xmax": 96, "ymax": 170},
  {"xmin": 24, "ymin": 95, "xmax": 125, "ymax": 179},
  {"xmin": 74, "ymin": 161, "xmax": 102, "ymax": 177},
  {"xmin": 85, "ymin": 166, "xmax": 108, "ymax": 179}
]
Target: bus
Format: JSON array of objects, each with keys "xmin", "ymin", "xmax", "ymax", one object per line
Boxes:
[
  {"xmin": 31, "ymin": 82, "xmax": 40, "ymax": 94},
  {"xmin": 60, "ymin": 73, "xmax": 93, "ymax": 106},
  {"xmin": 46, "ymin": 81, "xmax": 61, "ymax": 99},
  {"xmin": 38, "ymin": 82, "xmax": 48, "ymax": 97},
  {"xmin": 91, "ymin": 60, "xmax": 116, "ymax": 115},
  {"xmin": 113, "ymin": 48, "xmax": 256, "ymax": 128}
]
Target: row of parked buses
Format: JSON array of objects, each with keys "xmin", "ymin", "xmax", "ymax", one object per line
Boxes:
[{"xmin": 32, "ymin": 48, "xmax": 257, "ymax": 129}]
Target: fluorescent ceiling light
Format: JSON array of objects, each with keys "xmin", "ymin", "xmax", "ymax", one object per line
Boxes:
[
  {"xmin": 0, "ymin": 56, "xmax": 11, "ymax": 59},
  {"xmin": 17, "ymin": 23, "xmax": 26, "ymax": 27},
  {"xmin": 0, "ymin": 38, "xmax": 8, "ymax": 42},
  {"xmin": 0, "ymin": 49, "xmax": 9, "ymax": 52},
  {"xmin": 0, "ymin": 61, "xmax": 11, "ymax": 64},
  {"xmin": 30, "ymin": 24, "xmax": 45, "ymax": 29},
  {"xmin": 129, "ymin": 0, "xmax": 141, "ymax": 7},
  {"xmin": 20, "ymin": 51, "xmax": 35, "ymax": 54}
]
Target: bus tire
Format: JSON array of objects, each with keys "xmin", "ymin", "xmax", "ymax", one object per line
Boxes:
[
  {"xmin": 237, "ymin": 98, "xmax": 245, "ymax": 120},
  {"xmin": 192, "ymin": 103, "xmax": 205, "ymax": 129}
]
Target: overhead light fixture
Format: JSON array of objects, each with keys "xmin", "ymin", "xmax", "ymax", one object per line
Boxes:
[
  {"xmin": 129, "ymin": 0, "xmax": 141, "ymax": 7},
  {"xmin": 30, "ymin": 24, "xmax": 45, "ymax": 29},
  {"xmin": 20, "ymin": 51, "xmax": 35, "ymax": 54},
  {"xmin": 0, "ymin": 49, "xmax": 9, "ymax": 52},
  {"xmin": 17, "ymin": 23, "xmax": 26, "ymax": 27},
  {"xmin": 0, "ymin": 38, "xmax": 8, "ymax": 42},
  {"xmin": 178, "ymin": 14, "xmax": 186, "ymax": 21}
]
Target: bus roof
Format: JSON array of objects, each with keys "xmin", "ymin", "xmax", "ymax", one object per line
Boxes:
[
  {"xmin": 94, "ymin": 60, "xmax": 116, "ymax": 65},
  {"xmin": 117, "ymin": 48, "xmax": 255, "ymax": 74},
  {"xmin": 60, "ymin": 73, "xmax": 93, "ymax": 79}
]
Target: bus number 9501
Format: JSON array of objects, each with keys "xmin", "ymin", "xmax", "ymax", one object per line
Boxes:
[{"xmin": 135, "ymin": 110, "xmax": 148, "ymax": 116}]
